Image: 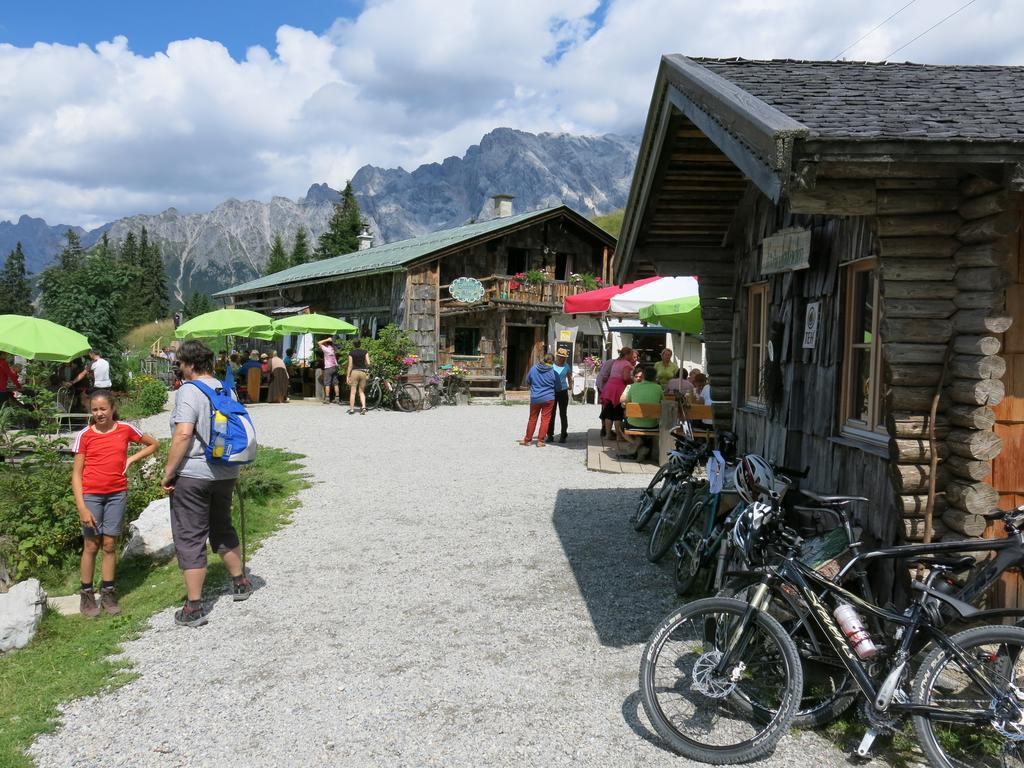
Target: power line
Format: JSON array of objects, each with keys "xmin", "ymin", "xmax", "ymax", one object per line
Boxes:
[
  {"xmin": 833, "ymin": 0, "xmax": 918, "ymax": 60},
  {"xmin": 883, "ymin": 0, "xmax": 980, "ymax": 60}
]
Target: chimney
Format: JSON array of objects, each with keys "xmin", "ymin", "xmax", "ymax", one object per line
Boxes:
[
  {"xmin": 357, "ymin": 225, "xmax": 374, "ymax": 251},
  {"xmin": 492, "ymin": 194, "xmax": 514, "ymax": 219}
]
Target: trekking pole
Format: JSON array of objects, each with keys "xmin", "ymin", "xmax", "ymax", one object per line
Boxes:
[{"xmin": 235, "ymin": 482, "xmax": 247, "ymax": 574}]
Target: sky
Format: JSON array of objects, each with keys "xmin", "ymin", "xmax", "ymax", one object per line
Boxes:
[{"xmin": 1, "ymin": 0, "xmax": 1022, "ymax": 228}]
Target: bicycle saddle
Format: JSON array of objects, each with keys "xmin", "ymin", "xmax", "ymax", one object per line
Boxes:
[
  {"xmin": 801, "ymin": 490, "xmax": 869, "ymax": 505},
  {"xmin": 908, "ymin": 554, "xmax": 975, "ymax": 572}
]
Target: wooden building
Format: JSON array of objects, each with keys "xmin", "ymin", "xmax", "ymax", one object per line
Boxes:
[
  {"xmin": 216, "ymin": 203, "xmax": 615, "ymax": 390},
  {"xmin": 613, "ymin": 57, "xmax": 1024, "ymax": 590}
]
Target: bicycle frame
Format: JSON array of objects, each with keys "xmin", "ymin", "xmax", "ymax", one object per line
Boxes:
[{"xmin": 725, "ymin": 554, "xmax": 1013, "ymax": 725}]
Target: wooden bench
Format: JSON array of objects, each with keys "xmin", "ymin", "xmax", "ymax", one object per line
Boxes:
[
  {"xmin": 464, "ymin": 373, "xmax": 505, "ymax": 400},
  {"xmin": 622, "ymin": 402, "xmax": 663, "ymax": 438},
  {"xmin": 678, "ymin": 402, "xmax": 716, "ymax": 442}
]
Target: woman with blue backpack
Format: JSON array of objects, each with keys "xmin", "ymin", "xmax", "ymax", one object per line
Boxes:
[{"xmin": 162, "ymin": 340, "xmax": 257, "ymax": 627}]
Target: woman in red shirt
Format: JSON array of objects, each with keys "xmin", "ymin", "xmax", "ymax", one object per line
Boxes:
[{"xmin": 71, "ymin": 391, "xmax": 159, "ymax": 617}]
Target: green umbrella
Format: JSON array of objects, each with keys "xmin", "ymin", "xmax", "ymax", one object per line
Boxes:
[
  {"xmin": 175, "ymin": 309, "xmax": 274, "ymax": 340},
  {"xmin": 0, "ymin": 314, "xmax": 91, "ymax": 361},
  {"xmin": 272, "ymin": 313, "xmax": 357, "ymax": 336},
  {"xmin": 639, "ymin": 296, "xmax": 703, "ymax": 335}
]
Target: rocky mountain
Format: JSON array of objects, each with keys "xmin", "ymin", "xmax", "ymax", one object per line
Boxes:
[
  {"xmin": 8, "ymin": 128, "xmax": 639, "ymax": 302},
  {"xmin": 0, "ymin": 216, "xmax": 87, "ymax": 274}
]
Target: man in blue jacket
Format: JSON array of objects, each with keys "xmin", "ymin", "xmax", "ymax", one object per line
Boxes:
[
  {"xmin": 546, "ymin": 348, "xmax": 574, "ymax": 444},
  {"xmin": 520, "ymin": 353, "xmax": 557, "ymax": 447}
]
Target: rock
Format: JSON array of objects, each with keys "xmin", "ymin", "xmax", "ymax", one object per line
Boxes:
[
  {"xmin": 122, "ymin": 498, "xmax": 176, "ymax": 561},
  {"xmin": 0, "ymin": 578, "xmax": 46, "ymax": 653}
]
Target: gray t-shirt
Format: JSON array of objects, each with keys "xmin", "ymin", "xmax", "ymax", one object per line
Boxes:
[{"xmin": 170, "ymin": 377, "xmax": 242, "ymax": 481}]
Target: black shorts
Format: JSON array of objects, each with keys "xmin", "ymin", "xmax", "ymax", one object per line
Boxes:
[
  {"xmin": 600, "ymin": 402, "xmax": 624, "ymax": 422},
  {"xmin": 169, "ymin": 476, "xmax": 239, "ymax": 570}
]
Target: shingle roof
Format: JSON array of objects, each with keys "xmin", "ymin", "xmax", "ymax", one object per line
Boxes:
[
  {"xmin": 693, "ymin": 58, "xmax": 1024, "ymax": 142},
  {"xmin": 217, "ymin": 206, "xmax": 612, "ymax": 297}
]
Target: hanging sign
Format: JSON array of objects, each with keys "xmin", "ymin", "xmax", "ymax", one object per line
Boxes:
[
  {"xmin": 802, "ymin": 300, "xmax": 821, "ymax": 349},
  {"xmin": 761, "ymin": 227, "xmax": 811, "ymax": 275},
  {"xmin": 449, "ymin": 277, "xmax": 485, "ymax": 303}
]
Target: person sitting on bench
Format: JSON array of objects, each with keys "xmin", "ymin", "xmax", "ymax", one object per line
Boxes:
[{"xmin": 619, "ymin": 366, "xmax": 663, "ymax": 461}]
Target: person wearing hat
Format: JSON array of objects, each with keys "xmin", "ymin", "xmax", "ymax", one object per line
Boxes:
[{"xmin": 546, "ymin": 348, "xmax": 574, "ymax": 444}]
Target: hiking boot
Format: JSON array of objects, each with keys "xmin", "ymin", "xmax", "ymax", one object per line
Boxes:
[
  {"xmin": 79, "ymin": 589, "xmax": 99, "ymax": 618},
  {"xmin": 174, "ymin": 600, "xmax": 210, "ymax": 627},
  {"xmin": 231, "ymin": 575, "xmax": 253, "ymax": 602},
  {"xmin": 99, "ymin": 586, "xmax": 122, "ymax": 616}
]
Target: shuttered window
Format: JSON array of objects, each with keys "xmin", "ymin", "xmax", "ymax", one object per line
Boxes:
[
  {"xmin": 841, "ymin": 258, "xmax": 885, "ymax": 438},
  {"xmin": 745, "ymin": 283, "xmax": 768, "ymax": 405}
]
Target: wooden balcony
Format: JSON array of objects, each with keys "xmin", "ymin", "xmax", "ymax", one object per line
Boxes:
[{"xmin": 439, "ymin": 275, "xmax": 581, "ymax": 314}]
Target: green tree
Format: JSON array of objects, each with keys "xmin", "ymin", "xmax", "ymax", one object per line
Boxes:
[
  {"xmin": 290, "ymin": 226, "xmax": 310, "ymax": 267},
  {"xmin": 38, "ymin": 253, "xmax": 132, "ymax": 353},
  {"xmin": 138, "ymin": 227, "xmax": 169, "ymax": 320},
  {"xmin": 94, "ymin": 232, "xmax": 112, "ymax": 259},
  {"xmin": 57, "ymin": 230, "xmax": 84, "ymax": 271},
  {"xmin": 0, "ymin": 243, "xmax": 32, "ymax": 315},
  {"xmin": 118, "ymin": 231, "xmax": 139, "ymax": 267},
  {"xmin": 183, "ymin": 291, "xmax": 214, "ymax": 319},
  {"xmin": 315, "ymin": 181, "xmax": 363, "ymax": 260},
  {"xmin": 265, "ymin": 232, "xmax": 289, "ymax": 275}
]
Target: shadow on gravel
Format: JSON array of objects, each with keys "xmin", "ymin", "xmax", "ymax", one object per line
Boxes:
[
  {"xmin": 621, "ymin": 690, "xmax": 670, "ymax": 749},
  {"xmin": 553, "ymin": 488, "xmax": 680, "ymax": 648}
]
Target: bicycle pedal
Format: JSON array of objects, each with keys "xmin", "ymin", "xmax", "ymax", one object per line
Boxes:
[{"xmin": 854, "ymin": 728, "xmax": 878, "ymax": 759}]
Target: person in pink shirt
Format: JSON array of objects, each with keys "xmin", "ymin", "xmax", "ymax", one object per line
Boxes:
[
  {"xmin": 599, "ymin": 347, "xmax": 636, "ymax": 440},
  {"xmin": 318, "ymin": 337, "xmax": 340, "ymax": 404},
  {"xmin": 0, "ymin": 351, "xmax": 21, "ymax": 406}
]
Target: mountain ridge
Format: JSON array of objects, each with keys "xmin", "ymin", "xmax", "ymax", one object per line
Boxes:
[{"xmin": 3, "ymin": 128, "xmax": 639, "ymax": 302}]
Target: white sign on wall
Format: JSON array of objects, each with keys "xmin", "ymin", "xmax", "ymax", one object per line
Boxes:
[
  {"xmin": 761, "ymin": 227, "xmax": 812, "ymax": 275},
  {"xmin": 802, "ymin": 301, "xmax": 821, "ymax": 349}
]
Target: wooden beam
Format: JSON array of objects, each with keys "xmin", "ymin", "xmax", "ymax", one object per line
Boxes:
[{"xmin": 787, "ymin": 180, "xmax": 875, "ymax": 215}]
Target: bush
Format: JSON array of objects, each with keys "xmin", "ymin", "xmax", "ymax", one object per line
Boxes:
[
  {"xmin": 127, "ymin": 375, "xmax": 168, "ymax": 417},
  {"xmin": 367, "ymin": 324, "xmax": 416, "ymax": 381}
]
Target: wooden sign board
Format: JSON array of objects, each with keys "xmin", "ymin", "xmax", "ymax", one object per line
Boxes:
[{"xmin": 761, "ymin": 228, "xmax": 811, "ymax": 275}]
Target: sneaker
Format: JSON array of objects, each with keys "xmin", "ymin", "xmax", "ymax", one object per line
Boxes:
[
  {"xmin": 99, "ymin": 586, "xmax": 122, "ymax": 616},
  {"xmin": 360, "ymin": 408, "xmax": 366, "ymax": 415},
  {"xmin": 231, "ymin": 576, "xmax": 253, "ymax": 602},
  {"xmin": 347, "ymin": 408, "xmax": 355, "ymax": 414},
  {"xmin": 519, "ymin": 439, "xmax": 532, "ymax": 446},
  {"xmin": 559, "ymin": 434, "xmax": 568, "ymax": 444},
  {"xmin": 174, "ymin": 600, "xmax": 210, "ymax": 627},
  {"xmin": 79, "ymin": 589, "xmax": 99, "ymax": 618}
]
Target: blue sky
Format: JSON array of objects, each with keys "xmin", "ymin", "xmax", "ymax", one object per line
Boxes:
[
  {"xmin": 1, "ymin": 0, "xmax": 1022, "ymax": 227},
  {"xmin": 0, "ymin": 1, "xmax": 362, "ymax": 59}
]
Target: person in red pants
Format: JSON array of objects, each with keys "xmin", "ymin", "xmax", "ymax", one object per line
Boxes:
[{"xmin": 521, "ymin": 353, "xmax": 557, "ymax": 447}]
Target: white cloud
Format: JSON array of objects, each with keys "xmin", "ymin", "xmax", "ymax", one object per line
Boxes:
[{"xmin": 1, "ymin": 0, "xmax": 1022, "ymax": 227}]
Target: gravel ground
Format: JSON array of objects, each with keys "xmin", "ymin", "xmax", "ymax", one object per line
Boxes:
[{"xmin": 30, "ymin": 399, "xmax": 888, "ymax": 767}]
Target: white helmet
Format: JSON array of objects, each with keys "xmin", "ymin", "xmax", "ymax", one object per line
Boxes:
[
  {"xmin": 731, "ymin": 501, "xmax": 775, "ymax": 565},
  {"xmin": 735, "ymin": 454, "xmax": 775, "ymax": 504}
]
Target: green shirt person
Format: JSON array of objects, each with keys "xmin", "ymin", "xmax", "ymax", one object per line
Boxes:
[
  {"xmin": 654, "ymin": 348, "xmax": 679, "ymax": 389},
  {"xmin": 621, "ymin": 366, "xmax": 664, "ymax": 428}
]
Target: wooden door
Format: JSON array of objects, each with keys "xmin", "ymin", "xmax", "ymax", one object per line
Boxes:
[{"xmin": 991, "ymin": 195, "xmax": 1024, "ymax": 607}]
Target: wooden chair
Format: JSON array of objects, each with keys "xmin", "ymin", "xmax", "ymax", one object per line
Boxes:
[
  {"xmin": 246, "ymin": 367, "xmax": 262, "ymax": 403},
  {"xmin": 622, "ymin": 402, "xmax": 663, "ymax": 459}
]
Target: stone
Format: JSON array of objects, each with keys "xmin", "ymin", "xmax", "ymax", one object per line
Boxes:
[
  {"xmin": 0, "ymin": 578, "xmax": 46, "ymax": 653},
  {"xmin": 122, "ymin": 497, "xmax": 176, "ymax": 561}
]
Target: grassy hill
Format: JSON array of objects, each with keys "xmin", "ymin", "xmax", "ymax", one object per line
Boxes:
[
  {"xmin": 122, "ymin": 319, "xmax": 175, "ymax": 356},
  {"xmin": 590, "ymin": 209, "xmax": 624, "ymax": 238}
]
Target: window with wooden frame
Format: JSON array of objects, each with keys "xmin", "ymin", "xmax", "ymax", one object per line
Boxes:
[
  {"xmin": 745, "ymin": 283, "xmax": 768, "ymax": 405},
  {"xmin": 840, "ymin": 258, "xmax": 885, "ymax": 439}
]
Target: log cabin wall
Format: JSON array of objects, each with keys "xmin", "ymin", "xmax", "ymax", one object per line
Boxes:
[
  {"xmin": 406, "ymin": 263, "xmax": 439, "ymax": 367},
  {"xmin": 728, "ymin": 194, "xmax": 897, "ymax": 551}
]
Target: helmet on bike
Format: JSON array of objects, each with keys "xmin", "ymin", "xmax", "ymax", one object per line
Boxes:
[
  {"xmin": 730, "ymin": 501, "xmax": 775, "ymax": 565},
  {"xmin": 735, "ymin": 454, "xmax": 775, "ymax": 504}
]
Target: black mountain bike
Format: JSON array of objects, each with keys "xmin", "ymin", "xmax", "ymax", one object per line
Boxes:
[{"xmin": 640, "ymin": 501, "xmax": 1024, "ymax": 767}]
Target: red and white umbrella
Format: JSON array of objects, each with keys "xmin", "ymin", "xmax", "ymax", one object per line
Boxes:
[{"xmin": 563, "ymin": 276, "xmax": 698, "ymax": 315}]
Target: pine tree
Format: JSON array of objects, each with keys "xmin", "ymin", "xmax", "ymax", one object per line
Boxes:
[
  {"xmin": 290, "ymin": 226, "xmax": 310, "ymax": 267},
  {"xmin": 119, "ymin": 231, "xmax": 139, "ymax": 267},
  {"xmin": 58, "ymin": 230, "xmax": 84, "ymax": 270},
  {"xmin": 94, "ymin": 232, "xmax": 112, "ymax": 259},
  {"xmin": 265, "ymin": 232, "xmax": 290, "ymax": 275},
  {"xmin": 183, "ymin": 291, "xmax": 214, "ymax": 319},
  {"xmin": 315, "ymin": 181, "xmax": 363, "ymax": 260},
  {"xmin": 139, "ymin": 229, "xmax": 169, "ymax": 320},
  {"xmin": 0, "ymin": 243, "xmax": 32, "ymax": 315}
]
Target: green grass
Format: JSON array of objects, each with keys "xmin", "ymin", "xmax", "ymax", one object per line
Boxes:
[
  {"xmin": 0, "ymin": 448, "xmax": 307, "ymax": 768},
  {"xmin": 121, "ymin": 319, "xmax": 176, "ymax": 356},
  {"xmin": 590, "ymin": 209, "xmax": 624, "ymax": 238}
]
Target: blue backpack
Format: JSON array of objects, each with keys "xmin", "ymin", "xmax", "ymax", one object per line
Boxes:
[{"xmin": 185, "ymin": 380, "xmax": 258, "ymax": 465}]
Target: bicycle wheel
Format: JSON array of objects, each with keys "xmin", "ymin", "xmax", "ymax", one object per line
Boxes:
[
  {"xmin": 717, "ymin": 580, "xmax": 858, "ymax": 728},
  {"xmin": 395, "ymin": 383, "xmax": 421, "ymax": 412},
  {"xmin": 647, "ymin": 481, "xmax": 698, "ymax": 563},
  {"xmin": 640, "ymin": 597, "xmax": 802, "ymax": 764},
  {"xmin": 673, "ymin": 514, "xmax": 709, "ymax": 596},
  {"xmin": 912, "ymin": 624, "xmax": 1024, "ymax": 768},
  {"xmin": 632, "ymin": 464, "xmax": 673, "ymax": 531},
  {"xmin": 365, "ymin": 379, "xmax": 383, "ymax": 410},
  {"xmin": 421, "ymin": 383, "xmax": 440, "ymax": 410}
]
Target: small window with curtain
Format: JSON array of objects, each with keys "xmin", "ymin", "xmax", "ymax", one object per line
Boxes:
[
  {"xmin": 745, "ymin": 283, "xmax": 768, "ymax": 405},
  {"xmin": 841, "ymin": 258, "xmax": 884, "ymax": 439}
]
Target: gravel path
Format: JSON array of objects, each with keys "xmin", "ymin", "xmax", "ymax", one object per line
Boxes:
[{"xmin": 30, "ymin": 399, "xmax": 886, "ymax": 767}]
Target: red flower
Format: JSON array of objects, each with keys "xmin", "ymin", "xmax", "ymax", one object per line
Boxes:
[{"xmin": 509, "ymin": 280, "xmax": 521, "ymax": 290}]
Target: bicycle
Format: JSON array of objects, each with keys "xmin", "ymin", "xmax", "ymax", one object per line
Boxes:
[
  {"xmin": 642, "ymin": 430, "xmax": 713, "ymax": 562},
  {"xmin": 640, "ymin": 498, "xmax": 1024, "ymax": 767},
  {"xmin": 632, "ymin": 424, "xmax": 708, "ymax": 531},
  {"xmin": 365, "ymin": 372, "xmax": 421, "ymax": 412}
]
